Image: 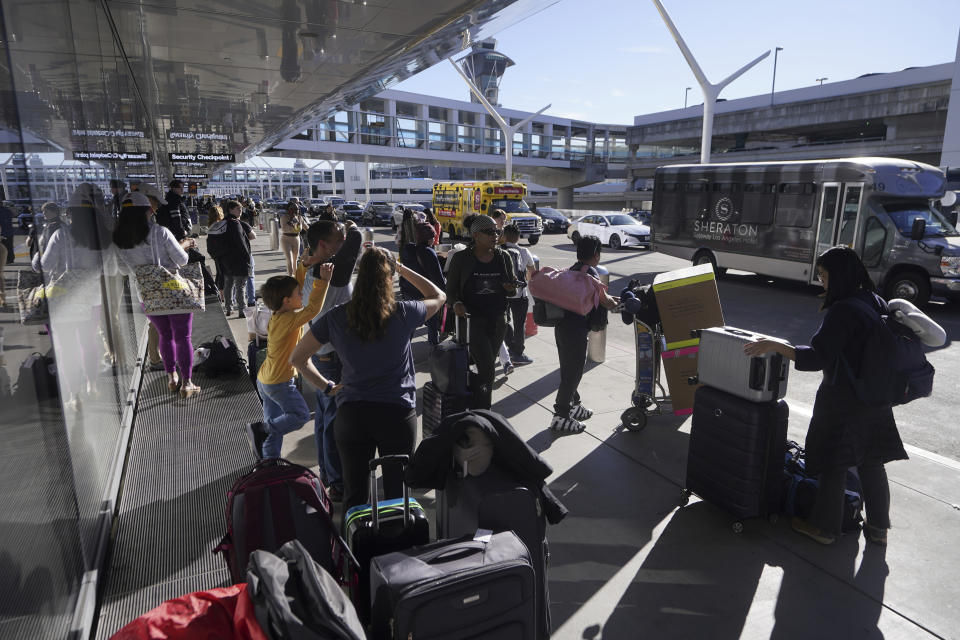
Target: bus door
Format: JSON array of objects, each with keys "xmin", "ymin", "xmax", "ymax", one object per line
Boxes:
[{"xmin": 810, "ymin": 182, "xmax": 864, "ymax": 283}]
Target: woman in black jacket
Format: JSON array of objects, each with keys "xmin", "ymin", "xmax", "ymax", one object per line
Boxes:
[{"xmin": 745, "ymin": 246, "xmax": 907, "ymax": 546}]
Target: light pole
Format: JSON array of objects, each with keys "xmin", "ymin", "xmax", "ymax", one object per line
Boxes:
[
  {"xmin": 684, "ymin": 86, "xmax": 691, "ymax": 108},
  {"xmin": 816, "ymin": 77, "xmax": 828, "ymax": 86},
  {"xmin": 770, "ymin": 46, "xmax": 783, "ymax": 105},
  {"xmin": 652, "ymin": 0, "xmax": 769, "ymax": 164}
]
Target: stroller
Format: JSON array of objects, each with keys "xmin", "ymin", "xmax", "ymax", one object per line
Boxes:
[{"xmin": 617, "ymin": 281, "xmax": 669, "ymax": 432}]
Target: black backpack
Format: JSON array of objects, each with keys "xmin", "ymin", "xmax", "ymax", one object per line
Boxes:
[
  {"xmin": 504, "ymin": 246, "xmax": 527, "ymax": 294},
  {"xmin": 199, "ymin": 335, "xmax": 246, "ymax": 378},
  {"xmin": 842, "ymin": 297, "xmax": 935, "ymax": 406}
]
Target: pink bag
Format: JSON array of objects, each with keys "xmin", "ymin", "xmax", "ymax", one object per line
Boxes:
[{"xmin": 528, "ymin": 266, "xmax": 606, "ymax": 316}]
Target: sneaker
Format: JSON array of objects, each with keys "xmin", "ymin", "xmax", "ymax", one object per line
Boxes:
[
  {"xmin": 570, "ymin": 403, "xmax": 594, "ymax": 421},
  {"xmin": 147, "ymin": 360, "xmax": 165, "ymax": 372},
  {"xmin": 791, "ymin": 517, "xmax": 836, "ymax": 545},
  {"xmin": 549, "ymin": 414, "xmax": 587, "ymax": 434},
  {"xmin": 511, "ymin": 353, "xmax": 534, "ymax": 365},
  {"xmin": 503, "ymin": 363, "xmax": 515, "ymax": 377},
  {"xmin": 245, "ymin": 421, "xmax": 268, "ymax": 460},
  {"xmin": 864, "ymin": 523, "xmax": 888, "ymax": 546},
  {"xmin": 238, "ymin": 309, "xmax": 246, "ymax": 319}
]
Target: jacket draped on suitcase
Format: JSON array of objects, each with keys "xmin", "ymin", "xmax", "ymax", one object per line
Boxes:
[{"xmin": 406, "ymin": 410, "xmax": 568, "ymax": 525}]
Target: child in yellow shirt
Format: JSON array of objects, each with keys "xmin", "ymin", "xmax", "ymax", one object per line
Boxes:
[{"xmin": 250, "ymin": 258, "xmax": 333, "ymax": 458}]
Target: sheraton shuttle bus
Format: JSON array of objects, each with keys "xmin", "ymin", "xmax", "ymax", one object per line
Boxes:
[{"xmin": 651, "ymin": 157, "xmax": 960, "ymax": 306}]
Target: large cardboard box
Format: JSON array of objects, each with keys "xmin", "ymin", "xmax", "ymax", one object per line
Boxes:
[
  {"xmin": 661, "ymin": 346, "xmax": 700, "ymax": 415},
  {"xmin": 652, "ymin": 263, "xmax": 725, "ymax": 350}
]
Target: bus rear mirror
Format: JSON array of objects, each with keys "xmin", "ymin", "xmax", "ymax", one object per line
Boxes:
[{"xmin": 910, "ymin": 218, "xmax": 926, "ymax": 241}]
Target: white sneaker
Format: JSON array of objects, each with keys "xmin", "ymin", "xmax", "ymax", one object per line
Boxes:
[
  {"xmin": 570, "ymin": 404, "xmax": 593, "ymax": 421},
  {"xmin": 550, "ymin": 414, "xmax": 586, "ymax": 434}
]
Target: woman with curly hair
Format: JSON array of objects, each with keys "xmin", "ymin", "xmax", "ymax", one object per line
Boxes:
[{"xmin": 291, "ymin": 246, "xmax": 445, "ymax": 510}]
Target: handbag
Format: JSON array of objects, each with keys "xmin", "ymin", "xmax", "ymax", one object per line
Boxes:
[
  {"xmin": 17, "ymin": 270, "xmax": 48, "ymax": 325},
  {"xmin": 134, "ymin": 227, "xmax": 206, "ymax": 315},
  {"xmin": 528, "ymin": 265, "xmax": 606, "ymax": 316}
]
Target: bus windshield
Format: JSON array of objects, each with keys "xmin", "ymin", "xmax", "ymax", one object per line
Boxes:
[
  {"xmin": 880, "ymin": 201, "xmax": 959, "ymax": 237},
  {"xmin": 491, "ymin": 199, "xmax": 531, "ymax": 213}
]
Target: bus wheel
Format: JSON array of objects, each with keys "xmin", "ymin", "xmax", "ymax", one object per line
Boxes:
[
  {"xmin": 609, "ymin": 234, "xmax": 621, "ymax": 250},
  {"xmin": 571, "ymin": 231, "xmax": 581, "ymax": 245},
  {"xmin": 885, "ymin": 271, "xmax": 930, "ymax": 307},
  {"xmin": 693, "ymin": 250, "xmax": 726, "ymax": 277}
]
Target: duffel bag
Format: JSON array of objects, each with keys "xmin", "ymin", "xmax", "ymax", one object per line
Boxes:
[{"xmin": 528, "ymin": 266, "xmax": 606, "ymax": 316}]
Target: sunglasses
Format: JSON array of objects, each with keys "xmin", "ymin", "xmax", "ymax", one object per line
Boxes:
[{"xmin": 478, "ymin": 229, "xmax": 501, "ymax": 236}]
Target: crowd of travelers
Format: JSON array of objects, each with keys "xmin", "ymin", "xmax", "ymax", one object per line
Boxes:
[{"xmin": 7, "ymin": 182, "xmax": 917, "ymax": 549}]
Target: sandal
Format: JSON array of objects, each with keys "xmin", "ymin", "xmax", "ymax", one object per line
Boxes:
[{"xmin": 180, "ymin": 383, "xmax": 202, "ymax": 399}]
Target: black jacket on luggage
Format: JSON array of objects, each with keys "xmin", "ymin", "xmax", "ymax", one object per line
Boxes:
[
  {"xmin": 794, "ymin": 290, "xmax": 907, "ymax": 475},
  {"xmin": 406, "ymin": 410, "xmax": 568, "ymax": 525}
]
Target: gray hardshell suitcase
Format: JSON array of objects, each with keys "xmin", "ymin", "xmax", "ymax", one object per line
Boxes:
[{"xmin": 692, "ymin": 326, "xmax": 789, "ymax": 402}]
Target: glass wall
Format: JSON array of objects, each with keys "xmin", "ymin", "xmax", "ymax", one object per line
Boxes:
[{"xmin": 0, "ymin": 1, "xmax": 154, "ymax": 636}]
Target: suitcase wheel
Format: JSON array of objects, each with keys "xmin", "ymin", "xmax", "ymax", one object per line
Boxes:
[
  {"xmin": 621, "ymin": 407, "xmax": 647, "ymax": 432},
  {"xmin": 732, "ymin": 521, "xmax": 744, "ymax": 534}
]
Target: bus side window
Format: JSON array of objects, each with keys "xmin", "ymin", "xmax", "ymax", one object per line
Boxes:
[{"xmin": 862, "ymin": 217, "xmax": 887, "ymax": 268}]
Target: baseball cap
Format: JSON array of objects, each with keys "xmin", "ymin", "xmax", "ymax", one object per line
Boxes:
[
  {"xmin": 138, "ymin": 183, "xmax": 167, "ymax": 205},
  {"xmin": 121, "ymin": 191, "xmax": 152, "ymax": 208}
]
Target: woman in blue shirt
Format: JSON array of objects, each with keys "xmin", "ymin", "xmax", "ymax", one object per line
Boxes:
[{"xmin": 291, "ymin": 247, "xmax": 445, "ymax": 511}]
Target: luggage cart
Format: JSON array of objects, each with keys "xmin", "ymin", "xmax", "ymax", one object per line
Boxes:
[{"xmin": 620, "ymin": 319, "xmax": 670, "ymax": 432}]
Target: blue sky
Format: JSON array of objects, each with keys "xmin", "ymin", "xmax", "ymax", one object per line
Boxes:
[{"xmin": 395, "ymin": 0, "xmax": 960, "ymax": 124}]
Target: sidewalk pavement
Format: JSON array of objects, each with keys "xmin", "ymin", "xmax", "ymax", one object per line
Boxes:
[{"xmin": 228, "ymin": 227, "xmax": 960, "ymax": 639}]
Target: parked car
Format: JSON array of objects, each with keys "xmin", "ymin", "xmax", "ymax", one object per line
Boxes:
[
  {"xmin": 391, "ymin": 202, "xmax": 425, "ymax": 229},
  {"xmin": 627, "ymin": 209, "xmax": 651, "ymax": 225},
  {"xmin": 362, "ymin": 201, "xmax": 394, "ymax": 226},
  {"xmin": 534, "ymin": 206, "xmax": 570, "ymax": 233},
  {"xmin": 567, "ymin": 213, "xmax": 650, "ymax": 249},
  {"xmin": 338, "ymin": 202, "xmax": 363, "ymax": 221}
]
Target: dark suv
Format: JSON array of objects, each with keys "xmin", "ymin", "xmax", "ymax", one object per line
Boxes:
[{"xmin": 362, "ymin": 201, "xmax": 393, "ymax": 226}]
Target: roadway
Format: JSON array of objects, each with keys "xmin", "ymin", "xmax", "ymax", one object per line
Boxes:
[{"xmin": 485, "ymin": 229, "xmax": 960, "ymax": 465}]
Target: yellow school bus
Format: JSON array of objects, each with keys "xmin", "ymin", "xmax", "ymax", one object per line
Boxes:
[{"xmin": 432, "ymin": 180, "xmax": 542, "ymax": 245}]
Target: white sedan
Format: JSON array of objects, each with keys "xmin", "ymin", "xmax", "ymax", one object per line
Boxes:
[{"xmin": 567, "ymin": 213, "xmax": 651, "ymax": 249}]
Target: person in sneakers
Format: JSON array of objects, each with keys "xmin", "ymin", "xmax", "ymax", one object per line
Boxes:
[
  {"xmin": 551, "ymin": 235, "xmax": 619, "ymax": 434},
  {"xmin": 207, "ymin": 200, "xmax": 255, "ymax": 317},
  {"xmin": 250, "ymin": 257, "xmax": 332, "ymax": 459},
  {"xmin": 445, "ymin": 214, "xmax": 518, "ymax": 410},
  {"xmin": 744, "ymin": 246, "xmax": 908, "ymax": 546},
  {"xmin": 501, "ymin": 224, "xmax": 536, "ymax": 367}
]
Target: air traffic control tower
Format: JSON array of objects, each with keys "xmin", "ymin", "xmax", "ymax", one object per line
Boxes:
[{"xmin": 461, "ymin": 38, "xmax": 514, "ymax": 107}]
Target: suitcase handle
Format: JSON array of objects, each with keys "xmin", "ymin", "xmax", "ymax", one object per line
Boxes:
[
  {"xmin": 418, "ymin": 540, "xmax": 485, "ymax": 565},
  {"xmin": 369, "ymin": 455, "xmax": 411, "ymax": 532},
  {"xmin": 454, "ymin": 311, "xmax": 470, "ymax": 347}
]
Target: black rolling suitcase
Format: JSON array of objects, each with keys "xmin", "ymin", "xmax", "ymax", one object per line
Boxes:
[
  {"xmin": 369, "ymin": 531, "xmax": 537, "ymax": 640},
  {"xmin": 685, "ymin": 385, "xmax": 788, "ymax": 530},
  {"xmin": 438, "ymin": 463, "xmax": 551, "ymax": 639},
  {"xmin": 422, "ymin": 381, "xmax": 470, "ymax": 437},
  {"xmin": 343, "ymin": 455, "xmax": 430, "ymax": 624},
  {"xmin": 428, "ymin": 313, "xmax": 472, "ymax": 396}
]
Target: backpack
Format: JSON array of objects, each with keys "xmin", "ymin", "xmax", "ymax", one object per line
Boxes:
[
  {"xmin": 15, "ymin": 350, "xmax": 59, "ymax": 401},
  {"xmin": 198, "ymin": 335, "xmax": 246, "ymax": 377},
  {"xmin": 214, "ymin": 458, "xmax": 355, "ymax": 587},
  {"xmin": 782, "ymin": 440, "xmax": 863, "ymax": 532},
  {"xmin": 247, "ymin": 540, "xmax": 365, "ymax": 640},
  {"xmin": 503, "ymin": 245, "xmax": 527, "ymax": 296},
  {"xmin": 842, "ymin": 297, "xmax": 935, "ymax": 406}
]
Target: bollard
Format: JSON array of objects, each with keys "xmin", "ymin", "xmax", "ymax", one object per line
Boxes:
[
  {"xmin": 269, "ymin": 213, "xmax": 279, "ymax": 251},
  {"xmin": 525, "ymin": 254, "xmax": 540, "ymax": 337},
  {"xmin": 587, "ymin": 265, "xmax": 609, "ymax": 363},
  {"xmin": 362, "ymin": 227, "xmax": 375, "ymax": 252}
]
